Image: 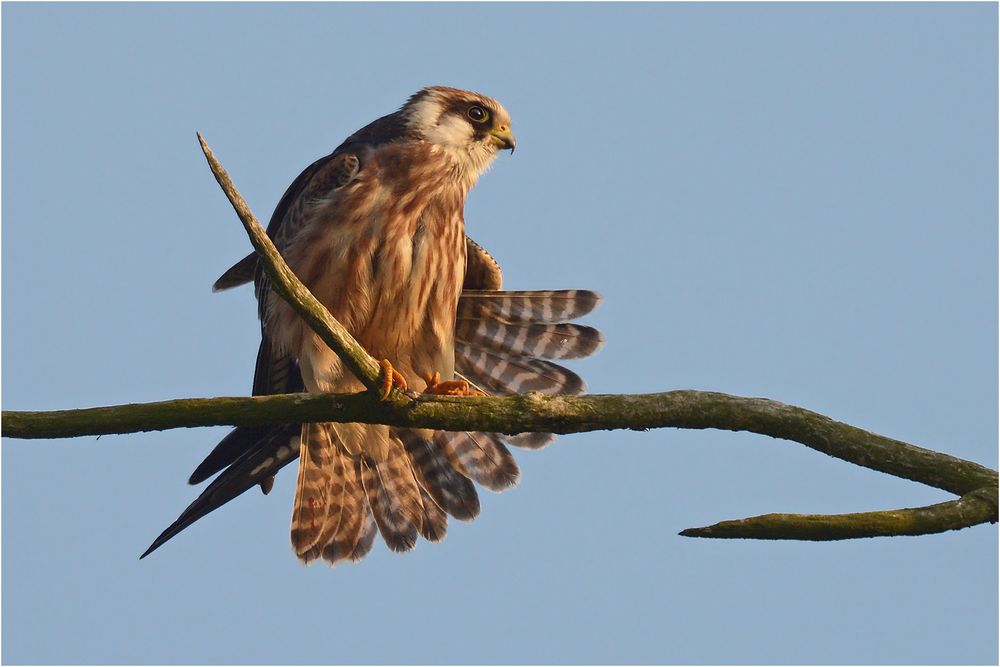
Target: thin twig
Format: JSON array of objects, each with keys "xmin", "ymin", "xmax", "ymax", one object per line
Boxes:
[{"xmin": 680, "ymin": 487, "xmax": 998, "ymax": 539}]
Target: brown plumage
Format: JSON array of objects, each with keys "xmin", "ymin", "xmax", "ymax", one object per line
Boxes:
[{"xmin": 141, "ymin": 87, "xmax": 604, "ymax": 565}]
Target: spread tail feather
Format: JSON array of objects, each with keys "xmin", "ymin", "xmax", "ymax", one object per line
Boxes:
[
  {"xmin": 360, "ymin": 439, "xmax": 424, "ymax": 553},
  {"xmin": 397, "ymin": 428, "xmax": 480, "ymax": 520},
  {"xmin": 319, "ymin": 456, "xmax": 368, "ymax": 565},
  {"xmin": 437, "ymin": 431, "xmax": 520, "ymax": 492},
  {"xmin": 417, "ymin": 487, "xmax": 448, "ymax": 543},
  {"xmin": 290, "ymin": 423, "xmax": 336, "ymax": 558},
  {"xmin": 349, "ymin": 511, "xmax": 378, "ymax": 562}
]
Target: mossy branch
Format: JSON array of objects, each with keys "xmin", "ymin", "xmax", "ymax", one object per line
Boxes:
[
  {"xmin": 680, "ymin": 487, "xmax": 999, "ymax": 540},
  {"xmin": 2, "ymin": 134, "xmax": 996, "ymax": 541}
]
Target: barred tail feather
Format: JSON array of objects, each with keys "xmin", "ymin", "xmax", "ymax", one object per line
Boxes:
[
  {"xmin": 290, "ymin": 423, "xmax": 335, "ymax": 559},
  {"xmin": 437, "ymin": 431, "xmax": 520, "ymax": 492},
  {"xmin": 349, "ymin": 510, "xmax": 378, "ymax": 562},
  {"xmin": 397, "ymin": 429, "xmax": 480, "ymax": 521},
  {"xmin": 320, "ymin": 456, "xmax": 367, "ymax": 565},
  {"xmin": 418, "ymin": 487, "xmax": 448, "ymax": 543},
  {"xmin": 360, "ymin": 440, "xmax": 424, "ymax": 553}
]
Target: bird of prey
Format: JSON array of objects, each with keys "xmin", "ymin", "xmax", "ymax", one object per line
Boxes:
[{"xmin": 143, "ymin": 86, "xmax": 604, "ymax": 565}]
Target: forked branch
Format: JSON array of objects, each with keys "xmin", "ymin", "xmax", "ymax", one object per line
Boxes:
[{"xmin": 2, "ymin": 134, "xmax": 996, "ymax": 541}]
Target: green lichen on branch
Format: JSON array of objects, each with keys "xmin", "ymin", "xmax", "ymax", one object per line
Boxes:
[
  {"xmin": 680, "ymin": 487, "xmax": 999, "ymax": 539},
  {"xmin": 3, "ymin": 390, "xmax": 996, "ymax": 503}
]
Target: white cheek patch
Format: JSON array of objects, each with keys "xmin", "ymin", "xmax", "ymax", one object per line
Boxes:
[
  {"xmin": 406, "ymin": 96, "xmax": 443, "ymax": 135},
  {"xmin": 424, "ymin": 114, "xmax": 474, "ymax": 150},
  {"xmin": 428, "ymin": 115, "xmax": 500, "ymax": 179}
]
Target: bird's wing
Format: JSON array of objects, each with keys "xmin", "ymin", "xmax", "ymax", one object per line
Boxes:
[
  {"xmin": 187, "ymin": 339, "xmax": 304, "ymax": 486},
  {"xmin": 453, "ymin": 289, "xmax": 604, "ymax": 450},
  {"xmin": 213, "ymin": 110, "xmax": 412, "ymax": 292},
  {"xmin": 140, "ymin": 424, "xmax": 301, "ymax": 559},
  {"xmin": 463, "ymin": 236, "xmax": 503, "ymax": 291},
  {"xmin": 212, "ymin": 151, "xmax": 360, "ymax": 291}
]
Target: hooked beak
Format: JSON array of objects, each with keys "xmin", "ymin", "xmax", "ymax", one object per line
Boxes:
[{"xmin": 489, "ymin": 126, "xmax": 516, "ymax": 153}]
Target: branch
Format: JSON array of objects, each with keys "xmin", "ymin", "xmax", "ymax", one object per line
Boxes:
[
  {"xmin": 3, "ymin": 389, "xmax": 995, "ymax": 499},
  {"xmin": 3, "ymin": 134, "xmax": 995, "ymax": 543},
  {"xmin": 681, "ymin": 487, "xmax": 998, "ymax": 540}
]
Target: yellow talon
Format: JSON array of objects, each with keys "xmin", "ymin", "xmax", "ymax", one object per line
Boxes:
[
  {"xmin": 422, "ymin": 372, "xmax": 486, "ymax": 397},
  {"xmin": 378, "ymin": 359, "xmax": 407, "ymax": 400}
]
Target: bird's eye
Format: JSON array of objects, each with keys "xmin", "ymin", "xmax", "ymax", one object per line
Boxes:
[{"xmin": 467, "ymin": 105, "xmax": 489, "ymax": 123}]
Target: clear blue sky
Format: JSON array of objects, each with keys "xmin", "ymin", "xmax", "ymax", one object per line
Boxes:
[{"xmin": 2, "ymin": 3, "xmax": 996, "ymax": 664}]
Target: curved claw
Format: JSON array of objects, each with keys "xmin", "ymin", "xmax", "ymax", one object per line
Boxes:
[
  {"xmin": 378, "ymin": 359, "xmax": 408, "ymax": 400},
  {"xmin": 421, "ymin": 371, "xmax": 486, "ymax": 397}
]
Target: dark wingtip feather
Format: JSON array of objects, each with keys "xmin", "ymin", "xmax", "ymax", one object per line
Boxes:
[
  {"xmin": 212, "ymin": 253, "xmax": 256, "ymax": 292},
  {"xmin": 143, "ymin": 428, "xmax": 299, "ymax": 559},
  {"xmin": 189, "ymin": 427, "xmax": 252, "ymax": 485},
  {"xmin": 189, "ymin": 426, "xmax": 295, "ymax": 485},
  {"xmin": 141, "ymin": 495, "xmax": 216, "ymax": 559}
]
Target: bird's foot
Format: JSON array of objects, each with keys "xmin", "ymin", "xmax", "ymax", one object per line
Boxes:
[
  {"xmin": 378, "ymin": 359, "xmax": 408, "ymax": 400},
  {"xmin": 421, "ymin": 371, "xmax": 486, "ymax": 397}
]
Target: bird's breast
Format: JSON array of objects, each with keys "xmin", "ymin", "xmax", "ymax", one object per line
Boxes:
[
  {"xmin": 361, "ymin": 188, "xmax": 467, "ymax": 376},
  {"xmin": 271, "ymin": 153, "xmax": 469, "ymax": 390}
]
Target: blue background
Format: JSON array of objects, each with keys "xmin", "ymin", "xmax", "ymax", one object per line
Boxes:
[{"xmin": 3, "ymin": 3, "xmax": 997, "ymax": 664}]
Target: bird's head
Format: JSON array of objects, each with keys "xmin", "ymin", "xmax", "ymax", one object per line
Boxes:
[{"xmin": 402, "ymin": 86, "xmax": 515, "ymax": 178}]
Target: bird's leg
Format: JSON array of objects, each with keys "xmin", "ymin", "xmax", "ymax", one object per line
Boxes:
[
  {"xmin": 421, "ymin": 371, "xmax": 486, "ymax": 397},
  {"xmin": 378, "ymin": 359, "xmax": 408, "ymax": 400}
]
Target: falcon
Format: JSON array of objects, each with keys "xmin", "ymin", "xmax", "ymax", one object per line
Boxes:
[{"xmin": 143, "ymin": 86, "xmax": 604, "ymax": 565}]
